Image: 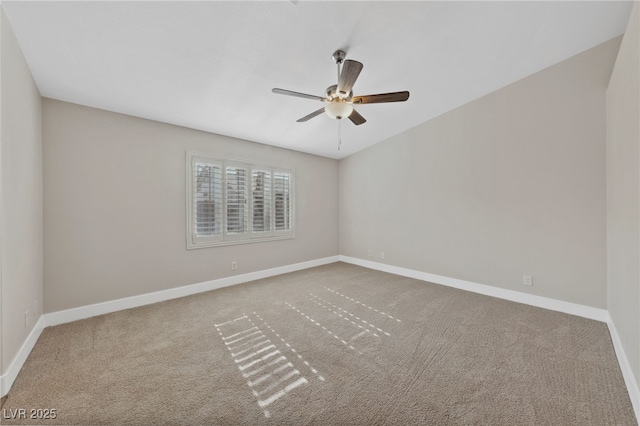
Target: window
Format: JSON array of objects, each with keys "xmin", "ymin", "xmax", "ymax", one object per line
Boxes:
[{"xmin": 187, "ymin": 152, "xmax": 294, "ymax": 248}]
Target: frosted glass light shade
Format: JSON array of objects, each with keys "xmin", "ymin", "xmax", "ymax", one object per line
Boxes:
[{"xmin": 325, "ymin": 101, "xmax": 353, "ymax": 120}]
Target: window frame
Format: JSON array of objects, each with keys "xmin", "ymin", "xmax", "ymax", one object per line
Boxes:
[{"xmin": 186, "ymin": 152, "xmax": 295, "ymax": 249}]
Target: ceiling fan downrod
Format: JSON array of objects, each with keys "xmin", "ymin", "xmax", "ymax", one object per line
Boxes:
[{"xmin": 332, "ymin": 49, "xmax": 346, "ymax": 83}]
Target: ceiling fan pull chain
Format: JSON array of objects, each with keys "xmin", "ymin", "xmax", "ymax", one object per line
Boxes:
[{"xmin": 337, "ymin": 55, "xmax": 342, "ymax": 152}]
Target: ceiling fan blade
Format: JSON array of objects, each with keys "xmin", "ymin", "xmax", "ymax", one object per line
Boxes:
[
  {"xmin": 296, "ymin": 107, "xmax": 326, "ymax": 122},
  {"xmin": 337, "ymin": 60, "xmax": 363, "ymax": 97},
  {"xmin": 348, "ymin": 109, "xmax": 366, "ymax": 126},
  {"xmin": 272, "ymin": 88, "xmax": 327, "ymax": 102},
  {"xmin": 352, "ymin": 91, "xmax": 410, "ymax": 104}
]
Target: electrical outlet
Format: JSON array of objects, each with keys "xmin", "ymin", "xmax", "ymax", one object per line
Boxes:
[
  {"xmin": 523, "ymin": 275, "xmax": 533, "ymax": 286},
  {"xmin": 380, "ymin": 252, "xmax": 385, "ymax": 260},
  {"xmin": 368, "ymin": 250, "xmax": 373, "ymax": 257},
  {"xmin": 231, "ymin": 261, "xmax": 238, "ymax": 270}
]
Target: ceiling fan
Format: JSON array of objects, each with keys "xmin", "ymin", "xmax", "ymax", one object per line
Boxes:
[{"xmin": 272, "ymin": 50, "xmax": 410, "ymax": 126}]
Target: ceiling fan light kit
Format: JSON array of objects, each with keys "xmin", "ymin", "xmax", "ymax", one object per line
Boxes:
[
  {"xmin": 325, "ymin": 100, "xmax": 353, "ymax": 120},
  {"xmin": 272, "ymin": 49, "xmax": 410, "ymax": 126}
]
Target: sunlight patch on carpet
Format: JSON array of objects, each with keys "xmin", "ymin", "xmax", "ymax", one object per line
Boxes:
[
  {"xmin": 285, "ymin": 301, "xmax": 362, "ymax": 353},
  {"xmin": 324, "ymin": 286, "xmax": 402, "ymax": 322},
  {"xmin": 252, "ymin": 312, "xmax": 325, "ymax": 382},
  {"xmin": 309, "ymin": 292, "xmax": 390, "ymax": 336},
  {"xmin": 215, "ymin": 315, "xmax": 308, "ymax": 417}
]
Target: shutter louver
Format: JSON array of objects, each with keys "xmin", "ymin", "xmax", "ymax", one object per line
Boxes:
[
  {"xmin": 274, "ymin": 172, "xmax": 292, "ymax": 231},
  {"xmin": 194, "ymin": 162, "xmax": 222, "ymax": 237},
  {"xmin": 252, "ymin": 169, "xmax": 271, "ymax": 233},
  {"xmin": 226, "ymin": 166, "xmax": 249, "ymax": 235}
]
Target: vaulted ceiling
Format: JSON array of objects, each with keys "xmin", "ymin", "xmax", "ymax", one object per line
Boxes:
[{"xmin": 2, "ymin": 1, "xmax": 633, "ymax": 159}]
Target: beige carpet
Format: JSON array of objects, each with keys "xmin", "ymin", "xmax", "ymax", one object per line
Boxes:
[{"xmin": 3, "ymin": 262, "xmax": 636, "ymax": 425}]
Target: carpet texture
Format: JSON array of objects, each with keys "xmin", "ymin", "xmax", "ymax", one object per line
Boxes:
[{"xmin": 3, "ymin": 262, "xmax": 636, "ymax": 425}]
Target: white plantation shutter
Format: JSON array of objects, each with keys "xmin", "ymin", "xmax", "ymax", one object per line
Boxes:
[
  {"xmin": 274, "ymin": 171, "xmax": 292, "ymax": 232},
  {"xmin": 187, "ymin": 152, "xmax": 294, "ymax": 249},
  {"xmin": 192, "ymin": 160, "xmax": 222, "ymax": 243},
  {"xmin": 252, "ymin": 169, "xmax": 272, "ymax": 235},
  {"xmin": 225, "ymin": 165, "xmax": 249, "ymax": 237}
]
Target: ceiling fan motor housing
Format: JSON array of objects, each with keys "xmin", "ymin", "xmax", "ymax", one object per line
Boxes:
[{"xmin": 326, "ymin": 84, "xmax": 352, "ymax": 101}]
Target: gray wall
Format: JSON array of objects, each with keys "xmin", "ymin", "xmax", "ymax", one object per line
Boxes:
[
  {"xmin": 0, "ymin": 8, "xmax": 43, "ymax": 374},
  {"xmin": 42, "ymin": 99, "xmax": 339, "ymax": 313},
  {"xmin": 607, "ymin": 2, "xmax": 640, "ymax": 391},
  {"xmin": 339, "ymin": 37, "xmax": 621, "ymax": 309}
]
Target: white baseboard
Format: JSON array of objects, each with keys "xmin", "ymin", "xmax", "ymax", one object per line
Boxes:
[
  {"xmin": 606, "ymin": 315, "xmax": 640, "ymax": 422},
  {"xmin": 0, "ymin": 316, "xmax": 46, "ymax": 397},
  {"xmin": 45, "ymin": 256, "xmax": 339, "ymax": 327},
  {"xmin": 339, "ymin": 256, "xmax": 608, "ymax": 322}
]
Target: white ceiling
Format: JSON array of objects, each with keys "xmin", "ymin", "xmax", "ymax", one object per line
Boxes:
[{"xmin": 2, "ymin": 1, "xmax": 633, "ymax": 159}]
